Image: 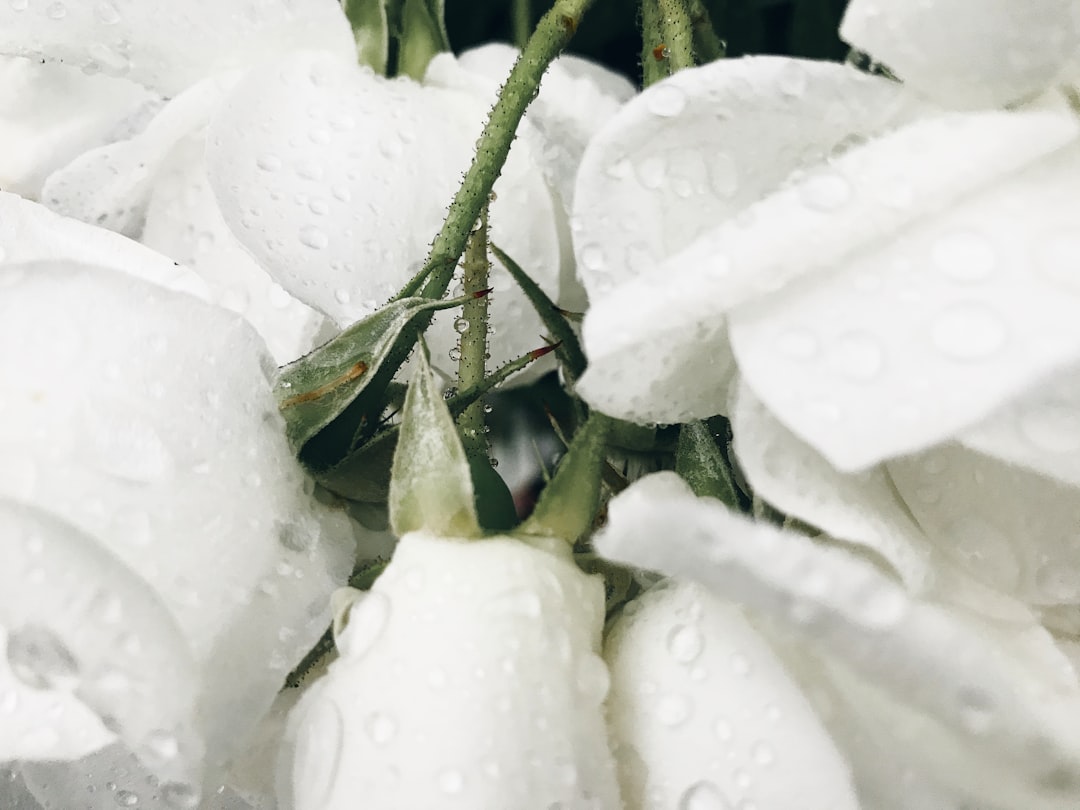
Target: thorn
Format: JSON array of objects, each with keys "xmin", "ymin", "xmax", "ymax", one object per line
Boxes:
[
  {"xmin": 528, "ymin": 341, "xmax": 562, "ymax": 360},
  {"xmin": 555, "ymin": 306, "xmax": 584, "ymax": 322},
  {"xmin": 472, "ymin": 287, "xmax": 494, "ymax": 298}
]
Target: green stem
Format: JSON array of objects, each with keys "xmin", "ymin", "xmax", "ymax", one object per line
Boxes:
[
  {"xmin": 419, "ymin": 0, "xmax": 595, "ymax": 301},
  {"xmin": 512, "ymin": 0, "xmax": 533, "ymax": 49},
  {"xmin": 640, "ymin": 0, "xmax": 666, "ymax": 88},
  {"xmin": 457, "ymin": 205, "xmax": 491, "ymax": 458},
  {"xmin": 657, "ymin": 0, "xmax": 696, "ymax": 73}
]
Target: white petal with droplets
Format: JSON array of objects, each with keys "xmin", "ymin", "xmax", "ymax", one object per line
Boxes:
[
  {"xmin": 0, "ymin": 192, "xmax": 207, "ymax": 298},
  {"xmin": 207, "ymin": 51, "xmax": 561, "ymax": 377},
  {"xmin": 0, "ymin": 0, "xmax": 354, "ymax": 96},
  {"xmin": 572, "ymin": 56, "xmax": 915, "ymax": 300},
  {"xmin": 0, "ymin": 262, "xmax": 355, "ymax": 786},
  {"xmin": 604, "ymin": 579, "xmax": 859, "ymax": 810},
  {"xmin": 840, "ymin": 0, "xmax": 1080, "ymax": 108},
  {"xmin": 595, "ymin": 473, "xmax": 1080, "ymax": 809},
  {"xmin": 279, "ymin": 532, "xmax": 619, "ymax": 810},
  {"xmin": 730, "ymin": 379, "xmax": 933, "ymax": 591}
]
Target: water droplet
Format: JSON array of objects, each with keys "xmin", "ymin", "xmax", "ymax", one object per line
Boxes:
[
  {"xmin": 679, "ymin": 780, "xmax": 732, "ymax": 810},
  {"xmin": 656, "ymin": 693, "xmax": 692, "ymax": 727},
  {"xmin": 826, "ymin": 332, "xmax": 885, "ymax": 382},
  {"xmin": 7, "ymin": 626, "xmax": 80, "ymax": 690},
  {"xmin": 581, "ymin": 244, "xmax": 606, "ymax": 272},
  {"xmin": 932, "ymin": 230, "xmax": 996, "ymax": 283},
  {"xmin": 751, "ymin": 740, "xmax": 775, "ymax": 766},
  {"xmin": 776, "ymin": 61, "xmax": 808, "ymax": 96},
  {"xmin": 298, "ymin": 225, "xmax": 328, "ymax": 250},
  {"xmin": 335, "ymin": 592, "xmax": 390, "ymax": 659},
  {"xmin": 448, "ymin": 346, "xmax": 462, "ymax": 362},
  {"xmin": 334, "ymin": 288, "xmax": 351, "ymax": 304},
  {"xmin": 636, "ymin": 155, "xmax": 667, "ymax": 190},
  {"xmin": 276, "ymin": 518, "xmax": 318, "ymax": 553},
  {"xmin": 798, "ymin": 171, "xmax": 851, "ymax": 212},
  {"xmin": 438, "ymin": 769, "xmax": 465, "ymax": 795},
  {"xmin": 648, "ymin": 84, "xmax": 687, "ymax": 117},
  {"xmin": 115, "ymin": 789, "xmax": 139, "ymax": 806},
  {"xmin": 161, "ymin": 782, "xmax": 200, "ymax": 809},
  {"xmin": 666, "ymin": 624, "xmax": 704, "ymax": 664},
  {"xmin": 93, "ymin": 1, "xmax": 120, "ymax": 23},
  {"xmin": 364, "ymin": 711, "xmax": 398, "ymax": 745},
  {"xmin": 930, "ymin": 303, "xmax": 1007, "ymax": 362},
  {"xmin": 453, "ymin": 317, "xmax": 470, "ymax": 335},
  {"xmin": 46, "ymin": 1, "xmax": 66, "ymax": 18},
  {"xmin": 1018, "ymin": 403, "xmax": 1080, "ymax": 453}
]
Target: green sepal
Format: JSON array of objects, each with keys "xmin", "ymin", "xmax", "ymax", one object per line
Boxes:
[
  {"xmin": 387, "ymin": 0, "xmax": 449, "ymax": 79},
  {"xmin": 274, "ymin": 295, "xmax": 472, "ymax": 454},
  {"xmin": 309, "ymin": 344, "xmax": 557, "ymax": 503},
  {"xmin": 675, "ymin": 419, "xmax": 740, "ymax": 508},
  {"xmin": 343, "ymin": 0, "xmax": 390, "ymax": 72},
  {"xmin": 491, "ymin": 243, "xmax": 587, "ymax": 382},
  {"xmin": 518, "ymin": 413, "xmax": 611, "ymax": 544},
  {"xmin": 468, "ymin": 455, "xmax": 518, "ymax": 532},
  {"xmin": 389, "ymin": 345, "xmax": 481, "ymax": 539}
]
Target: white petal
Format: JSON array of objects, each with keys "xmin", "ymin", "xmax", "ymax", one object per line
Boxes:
[
  {"xmin": 0, "ymin": 0, "xmax": 354, "ymax": 95},
  {"xmin": 572, "ymin": 56, "xmax": 914, "ymax": 300},
  {"xmin": 207, "ymin": 51, "xmax": 561, "ymax": 377},
  {"xmin": 729, "ymin": 108, "xmax": 1080, "ymax": 469},
  {"xmin": 280, "ymin": 532, "xmax": 619, "ymax": 809},
  {"xmin": 595, "ymin": 473, "xmax": 1080, "ymax": 808},
  {"xmin": 959, "ymin": 360, "xmax": 1080, "ymax": 488},
  {"xmin": 0, "ymin": 56, "xmax": 152, "ymax": 198},
  {"xmin": 730, "ymin": 378, "xmax": 934, "ymax": 591},
  {"xmin": 840, "ymin": 0, "xmax": 1080, "ymax": 108},
  {"xmin": 41, "ymin": 71, "xmax": 240, "ymax": 237},
  {"xmin": 142, "ymin": 134, "xmax": 328, "ymax": 364},
  {"xmin": 0, "ymin": 192, "xmax": 207, "ymax": 299},
  {"xmin": 604, "ymin": 580, "xmax": 859, "ymax": 810},
  {"xmin": 0, "ymin": 766, "xmax": 43, "ymax": 810},
  {"xmin": 0, "ymin": 262, "xmax": 355, "ymax": 784},
  {"xmin": 888, "ymin": 443, "xmax": 1080, "ymax": 605}
]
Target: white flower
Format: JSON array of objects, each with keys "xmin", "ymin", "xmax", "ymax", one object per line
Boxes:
[
  {"xmin": 0, "ymin": 241, "xmax": 356, "ymax": 806},
  {"xmin": 280, "ymin": 531, "xmax": 620, "ymax": 810}
]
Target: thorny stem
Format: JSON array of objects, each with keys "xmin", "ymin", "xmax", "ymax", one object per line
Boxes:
[
  {"xmin": 457, "ymin": 205, "xmax": 492, "ymax": 458},
  {"xmin": 640, "ymin": 0, "xmax": 666, "ymax": 88},
  {"xmin": 657, "ymin": 0, "xmax": 696, "ymax": 73}
]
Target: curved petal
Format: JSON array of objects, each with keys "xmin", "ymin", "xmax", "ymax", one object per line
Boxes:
[
  {"xmin": 571, "ymin": 56, "xmax": 915, "ymax": 300},
  {"xmin": 595, "ymin": 473, "xmax": 1080, "ymax": 809},
  {"xmin": 0, "ymin": 192, "xmax": 207, "ymax": 299},
  {"xmin": 0, "ymin": 766, "xmax": 43, "ymax": 810},
  {"xmin": 0, "ymin": 262, "xmax": 355, "ymax": 788},
  {"xmin": 142, "ymin": 135, "xmax": 328, "ymax": 364},
  {"xmin": 728, "ymin": 107, "xmax": 1080, "ymax": 469},
  {"xmin": 0, "ymin": 0, "xmax": 353, "ymax": 96},
  {"xmin": 41, "ymin": 71, "xmax": 241, "ymax": 237},
  {"xmin": 888, "ymin": 443, "xmax": 1080, "ymax": 605},
  {"xmin": 603, "ymin": 579, "xmax": 859, "ymax": 810},
  {"xmin": 280, "ymin": 532, "xmax": 619, "ymax": 809},
  {"xmin": 840, "ymin": 0, "xmax": 1080, "ymax": 108},
  {"xmin": 730, "ymin": 378, "xmax": 934, "ymax": 591},
  {"xmin": 0, "ymin": 56, "xmax": 152, "ymax": 199},
  {"xmin": 207, "ymin": 51, "xmax": 561, "ymax": 378},
  {"xmin": 959, "ymin": 360, "xmax": 1080, "ymax": 489}
]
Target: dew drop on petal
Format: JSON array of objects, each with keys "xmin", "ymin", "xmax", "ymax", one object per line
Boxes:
[
  {"xmin": 93, "ymin": 1, "xmax": 120, "ymax": 24},
  {"xmin": 666, "ymin": 624, "xmax": 704, "ymax": 664},
  {"xmin": 160, "ymin": 783, "xmax": 200, "ymax": 809},
  {"xmin": 930, "ymin": 304, "xmax": 1007, "ymax": 362},
  {"xmin": 648, "ymin": 84, "xmax": 687, "ymax": 117},
  {"xmin": 46, "ymin": 1, "xmax": 66, "ymax": 19},
  {"xmin": 679, "ymin": 780, "xmax": 732, "ymax": 810},
  {"xmin": 114, "ymin": 789, "xmax": 139, "ymax": 806},
  {"xmin": 364, "ymin": 712, "xmax": 398, "ymax": 746},
  {"xmin": 298, "ymin": 225, "xmax": 329, "ymax": 250}
]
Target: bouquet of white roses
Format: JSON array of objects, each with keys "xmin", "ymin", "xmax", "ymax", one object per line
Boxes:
[{"xmin": 2, "ymin": 0, "xmax": 1079, "ymax": 808}]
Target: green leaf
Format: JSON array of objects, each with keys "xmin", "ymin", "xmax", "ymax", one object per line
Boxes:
[
  {"xmin": 491, "ymin": 243, "xmax": 587, "ymax": 382},
  {"xmin": 389, "ymin": 0, "xmax": 450, "ymax": 79},
  {"xmin": 518, "ymin": 413, "xmax": 612, "ymax": 544},
  {"xmin": 274, "ymin": 295, "xmax": 472, "ymax": 454},
  {"xmin": 468, "ymin": 454, "xmax": 518, "ymax": 532},
  {"xmin": 343, "ymin": 0, "xmax": 390, "ymax": 73},
  {"xmin": 675, "ymin": 419, "xmax": 740, "ymax": 508},
  {"xmin": 389, "ymin": 345, "xmax": 481, "ymax": 538}
]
